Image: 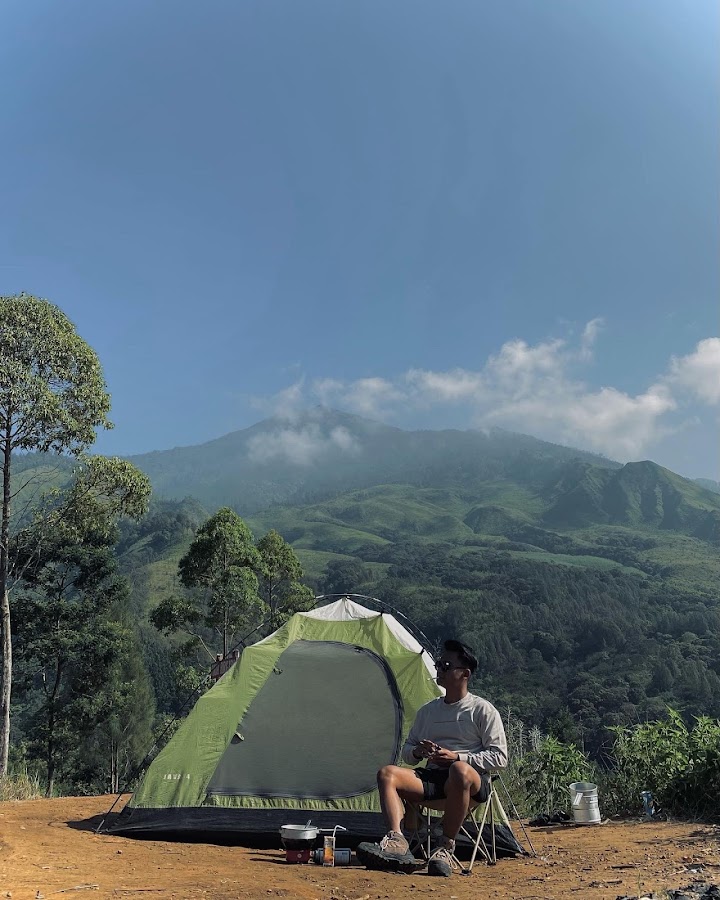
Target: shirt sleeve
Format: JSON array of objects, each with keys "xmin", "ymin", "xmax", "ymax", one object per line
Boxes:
[
  {"xmin": 459, "ymin": 703, "xmax": 508, "ymax": 773},
  {"xmin": 401, "ymin": 706, "xmax": 426, "ymax": 766}
]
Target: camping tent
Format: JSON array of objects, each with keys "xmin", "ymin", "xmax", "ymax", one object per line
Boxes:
[{"xmin": 111, "ymin": 597, "xmax": 441, "ymax": 838}]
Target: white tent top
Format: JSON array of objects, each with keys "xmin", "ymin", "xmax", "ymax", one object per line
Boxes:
[{"xmin": 299, "ymin": 596, "xmax": 438, "ymax": 680}]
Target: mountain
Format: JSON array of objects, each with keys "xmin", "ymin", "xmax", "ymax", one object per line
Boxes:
[
  {"xmin": 125, "ymin": 409, "xmax": 720, "ymax": 550},
  {"xmin": 128, "ymin": 407, "xmax": 622, "ymax": 513},
  {"xmin": 542, "ymin": 459, "xmax": 720, "ymax": 541}
]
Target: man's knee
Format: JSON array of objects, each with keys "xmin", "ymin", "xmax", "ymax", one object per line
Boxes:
[
  {"xmin": 447, "ymin": 760, "xmax": 478, "ymax": 790},
  {"xmin": 377, "ymin": 764, "xmax": 402, "ymax": 786}
]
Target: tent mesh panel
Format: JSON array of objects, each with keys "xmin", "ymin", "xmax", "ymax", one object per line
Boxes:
[{"xmin": 206, "ymin": 640, "xmax": 402, "ymax": 799}]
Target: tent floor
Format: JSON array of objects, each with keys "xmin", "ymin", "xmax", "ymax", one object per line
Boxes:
[
  {"xmin": 107, "ymin": 806, "xmax": 523, "ymax": 857},
  {"xmin": 108, "ymin": 806, "xmax": 386, "ymax": 844}
]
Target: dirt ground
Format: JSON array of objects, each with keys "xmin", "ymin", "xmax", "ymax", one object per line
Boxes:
[{"xmin": 2, "ymin": 796, "xmax": 720, "ymax": 900}]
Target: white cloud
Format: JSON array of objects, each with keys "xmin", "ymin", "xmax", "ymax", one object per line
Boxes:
[
  {"xmin": 483, "ymin": 382, "xmax": 676, "ymax": 458},
  {"xmin": 246, "ymin": 424, "xmax": 358, "ymax": 466},
  {"xmin": 314, "ymin": 376, "xmax": 404, "ymax": 418},
  {"xmin": 668, "ymin": 338, "xmax": 720, "ymax": 405},
  {"xmin": 405, "ymin": 368, "xmax": 485, "ymax": 402},
  {"xmin": 255, "ymin": 325, "xmax": 719, "ymax": 463},
  {"xmin": 580, "ymin": 317, "xmax": 604, "ymax": 360},
  {"xmin": 250, "ymin": 378, "xmax": 306, "ymax": 420}
]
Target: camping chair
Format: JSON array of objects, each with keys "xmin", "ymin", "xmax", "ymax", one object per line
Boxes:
[{"xmin": 405, "ymin": 778, "xmax": 501, "ymax": 875}]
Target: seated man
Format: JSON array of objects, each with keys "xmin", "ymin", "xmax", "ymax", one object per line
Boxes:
[{"xmin": 357, "ymin": 639, "xmax": 508, "ymax": 877}]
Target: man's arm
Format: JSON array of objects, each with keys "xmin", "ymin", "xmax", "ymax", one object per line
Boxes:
[
  {"xmin": 457, "ymin": 703, "xmax": 508, "ymax": 773},
  {"xmin": 400, "ymin": 707, "xmax": 428, "ymax": 766}
]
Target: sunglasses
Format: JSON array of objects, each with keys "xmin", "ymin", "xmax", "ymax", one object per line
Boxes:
[{"xmin": 434, "ymin": 660, "xmax": 466, "ymax": 672}]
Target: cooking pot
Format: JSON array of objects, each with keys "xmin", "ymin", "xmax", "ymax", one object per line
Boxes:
[{"xmin": 280, "ymin": 824, "xmax": 319, "ymax": 847}]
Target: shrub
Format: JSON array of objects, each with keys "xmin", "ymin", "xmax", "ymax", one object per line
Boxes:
[
  {"xmin": 518, "ymin": 736, "xmax": 591, "ymax": 815},
  {"xmin": 604, "ymin": 710, "xmax": 720, "ymax": 817},
  {"xmin": 0, "ymin": 769, "xmax": 43, "ymax": 801}
]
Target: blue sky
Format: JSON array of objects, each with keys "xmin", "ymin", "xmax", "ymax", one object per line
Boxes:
[{"xmin": 1, "ymin": 0, "xmax": 718, "ymax": 478}]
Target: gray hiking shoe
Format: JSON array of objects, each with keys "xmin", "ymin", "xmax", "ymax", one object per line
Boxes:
[
  {"xmin": 356, "ymin": 831, "xmax": 423, "ymax": 873},
  {"xmin": 427, "ymin": 838, "xmax": 456, "ymax": 877}
]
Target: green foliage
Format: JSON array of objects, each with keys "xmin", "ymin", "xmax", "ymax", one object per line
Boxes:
[
  {"xmin": 0, "ymin": 293, "xmax": 117, "ymax": 776},
  {"xmin": 604, "ymin": 711, "xmax": 720, "ymax": 817},
  {"xmin": 150, "ymin": 512, "xmax": 312, "ymax": 669},
  {"xmin": 9, "ymin": 457, "xmax": 151, "ymax": 795},
  {"xmin": 319, "ymin": 558, "xmax": 376, "ymax": 595},
  {"xmin": 0, "ymin": 294, "xmax": 113, "ymax": 455},
  {"xmin": 255, "ymin": 529, "xmax": 314, "ymax": 628},
  {"xmin": 518, "ymin": 736, "xmax": 591, "ymax": 814},
  {"xmin": 152, "ymin": 507, "xmax": 262, "ymax": 659},
  {"xmin": 12, "ymin": 503, "xmax": 154, "ymax": 795}
]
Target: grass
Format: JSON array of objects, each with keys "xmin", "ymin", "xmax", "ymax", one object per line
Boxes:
[{"xmin": 0, "ymin": 770, "xmax": 43, "ymax": 801}]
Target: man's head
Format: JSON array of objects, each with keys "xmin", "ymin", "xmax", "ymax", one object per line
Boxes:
[{"xmin": 435, "ymin": 639, "xmax": 477, "ymax": 689}]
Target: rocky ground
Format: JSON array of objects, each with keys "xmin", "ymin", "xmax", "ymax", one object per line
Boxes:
[{"xmin": 2, "ymin": 796, "xmax": 720, "ymax": 900}]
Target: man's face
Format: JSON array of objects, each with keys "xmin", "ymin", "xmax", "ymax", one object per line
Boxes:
[{"xmin": 434, "ymin": 650, "xmax": 469, "ymax": 688}]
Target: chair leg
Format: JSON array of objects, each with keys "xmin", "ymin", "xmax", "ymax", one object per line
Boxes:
[
  {"xmin": 404, "ymin": 802, "xmax": 429, "ymax": 860},
  {"xmin": 466, "ymin": 789, "xmax": 497, "ymax": 873},
  {"xmin": 496, "ymin": 772, "xmax": 537, "ymax": 857}
]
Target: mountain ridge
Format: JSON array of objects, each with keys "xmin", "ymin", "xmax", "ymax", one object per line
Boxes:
[{"xmin": 127, "ymin": 407, "xmax": 623, "ymax": 512}]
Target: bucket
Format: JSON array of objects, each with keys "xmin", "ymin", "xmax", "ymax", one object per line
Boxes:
[{"xmin": 569, "ymin": 781, "xmax": 601, "ymax": 825}]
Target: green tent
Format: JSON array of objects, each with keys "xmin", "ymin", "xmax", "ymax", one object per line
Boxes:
[{"xmin": 111, "ymin": 597, "xmax": 441, "ymax": 838}]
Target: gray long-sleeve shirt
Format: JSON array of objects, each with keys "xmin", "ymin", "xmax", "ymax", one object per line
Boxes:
[{"xmin": 401, "ymin": 693, "xmax": 508, "ymax": 774}]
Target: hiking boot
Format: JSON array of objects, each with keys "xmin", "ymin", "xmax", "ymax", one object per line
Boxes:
[
  {"xmin": 356, "ymin": 831, "xmax": 422, "ymax": 873},
  {"xmin": 427, "ymin": 837, "xmax": 456, "ymax": 877}
]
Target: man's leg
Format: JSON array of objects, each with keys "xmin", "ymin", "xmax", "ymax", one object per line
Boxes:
[
  {"xmin": 426, "ymin": 762, "xmax": 485, "ymax": 878},
  {"xmin": 356, "ymin": 766, "xmax": 426, "ymax": 872},
  {"xmin": 440, "ymin": 761, "xmax": 484, "ymax": 839},
  {"xmin": 377, "ymin": 764, "xmax": 427, "ymax": 833}
]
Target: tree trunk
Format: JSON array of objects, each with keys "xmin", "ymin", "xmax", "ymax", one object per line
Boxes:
[
  {"xmin": 268, "ymin": 579, "xmax": 275, "ymax": 631},
  {"xmin": 45, "ymin": 661, "xmax": 63, "ymax": 797},
  {"xmin": 0, "ymin": 586, "xmax": 10, "ymax": 778},
  {"xmin": 0, "ymin": 428, "xmax": 12, "ymax": 777},
  {"xmin": 110, "ymin": 737, "xmax": 117, "ymax": 794}
]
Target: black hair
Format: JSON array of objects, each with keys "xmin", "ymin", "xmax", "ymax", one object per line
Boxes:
[{"xmin": 444, "ymin": 639, "xmax": 478, "ymax": 674}]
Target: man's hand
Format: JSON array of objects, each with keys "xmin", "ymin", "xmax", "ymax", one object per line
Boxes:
[
  {"xmin": 412, "ymin": 740, "xmax": 442, "ymax": 760},
  {"xmin": 428, "ymin": 747, "xmax": 460, "ymax": 768}
]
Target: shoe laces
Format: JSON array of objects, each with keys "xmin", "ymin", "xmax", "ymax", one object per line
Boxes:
[
  {"xmin": 379, "ymin": 831, "xmax": 406, "ymax": 853},
  {"xmin": 428, "ymin": 845, "xmax": 459, "ymax": 871}
]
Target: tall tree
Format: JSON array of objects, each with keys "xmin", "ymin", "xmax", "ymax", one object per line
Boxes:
[
  {"xmin": 11, "ymin": 459, "xmax": 151, "ymax": 795},
  {"xmin": 0, "ymin": 294, "xmax": 113, "ymax": 776},
  {"xmin": 255, "ymin": 529, "xmax": 313, "ymax": 629},
  {"xmin": 152, "ymin": 507, "xmax": 261, "ymax": 658}
]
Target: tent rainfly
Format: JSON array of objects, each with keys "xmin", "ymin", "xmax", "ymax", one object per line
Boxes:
[{"xmin": 110, "ymin": 597, "xmax": 523, "ymax": 853}]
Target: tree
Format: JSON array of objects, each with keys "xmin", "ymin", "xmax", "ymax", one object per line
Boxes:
[
  {"xmin": 12, "ymin": 460, "xmax": 151, "ymax": 794},
  {"xmin": 152, "ymin": 508, "xmax": 261, "ymax": 659},
  {"xmin": 0, "ymin": 294, "xmax": 114, "ymax": 776},
  {"xmin": 320, "ymin": 558, "xmax": 373, "ymax": 596},
  {"xmin": 255, "ymin": 530, "xmax": 314, "ymax": 629}
]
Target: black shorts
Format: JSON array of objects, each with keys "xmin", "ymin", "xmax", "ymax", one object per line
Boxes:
[{"xmin": 415, "ymin": 767, "xmax": 491, "ymax": 804}]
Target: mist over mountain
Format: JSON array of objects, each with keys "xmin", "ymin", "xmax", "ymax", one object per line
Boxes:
[{"xmin": 695, "ymin": 478, "xmax": 720, "ymax": 495}]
